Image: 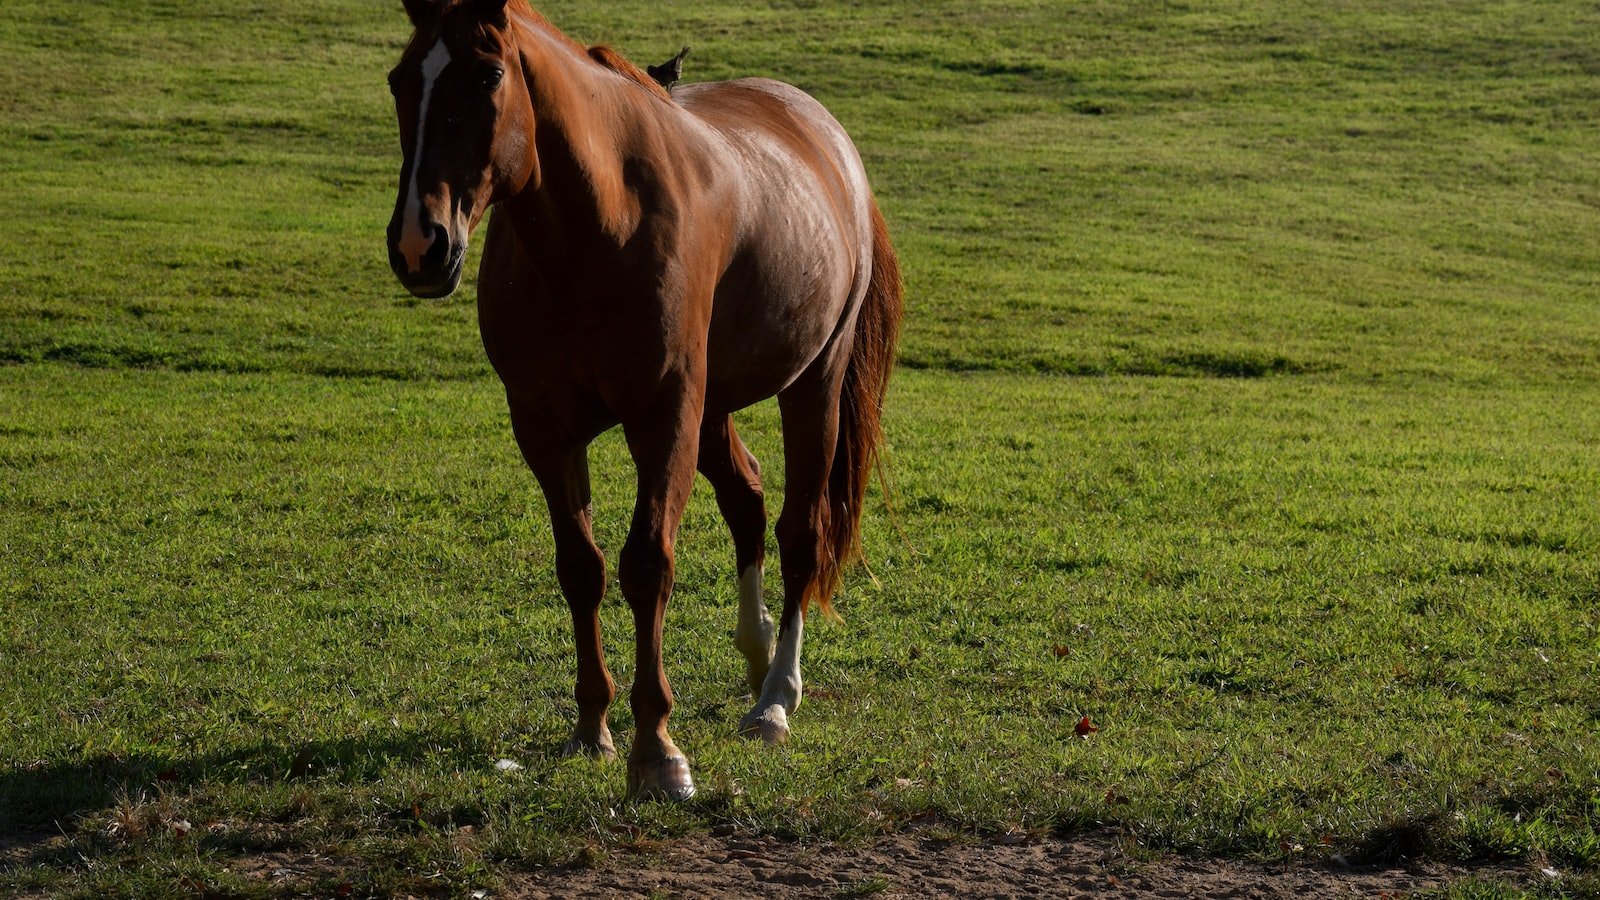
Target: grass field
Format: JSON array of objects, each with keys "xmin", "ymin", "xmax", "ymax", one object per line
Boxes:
[{"xmin": 3, "ymin": 1, "xmax": 1600, "ymax": 897}]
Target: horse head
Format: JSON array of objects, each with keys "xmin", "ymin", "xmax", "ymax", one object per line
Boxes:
[{"xmin": 386, "ymin": 0, "xmax": 535, "ymax": 298}]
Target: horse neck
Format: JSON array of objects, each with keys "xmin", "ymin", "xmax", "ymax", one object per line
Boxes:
[{"xmin": 507, "ymin": 12, "xmax": 663, "ymax": 246}]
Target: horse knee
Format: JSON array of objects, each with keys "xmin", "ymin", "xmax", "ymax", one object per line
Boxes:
[
  {"xmin": 554, "ymin": 544, "xmax": 606, "ymax": 607},
  {"xmin": 619, "ymin": 535, "xmax": 674, "ymax": 602}
]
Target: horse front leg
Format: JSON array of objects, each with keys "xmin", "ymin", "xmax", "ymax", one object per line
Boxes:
[
  {"xmin": 619, "ymin": 390, "xmax": 703, "ymax": 801},
  {"xmin": 697, "ymin": 414, "xmax": 773, "ymax": 697},
  {"xmin": 511, "ymin": 407, "xmax": 615, "ymax": 760}
]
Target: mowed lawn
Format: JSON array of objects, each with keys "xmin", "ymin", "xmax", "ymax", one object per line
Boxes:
[{"xmin": 3, "ymin": 1, "xmax": 1599, "ymax": 898}]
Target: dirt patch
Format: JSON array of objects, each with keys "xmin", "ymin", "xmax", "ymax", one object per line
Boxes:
[
  {"xmin": 504, "ymin": 831, "xmax": 1520, "ymax": 899},
  {"xmin": 4, "ymin": 828, "xmax": 1532, "ymax": 898}
]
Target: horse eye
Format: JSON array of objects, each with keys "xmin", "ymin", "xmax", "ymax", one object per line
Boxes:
[{"xmin": 480, "ymin": 68, "xmax": 504, "ymax": 90}]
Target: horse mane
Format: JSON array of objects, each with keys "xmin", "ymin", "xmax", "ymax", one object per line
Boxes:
[
  {"xmin": 585, "ymin": 45, "xmax": 673, "ymax": 101},
  {"xmin": 508, "ymin": 2, "xmax": 673, "ymax": 102}
]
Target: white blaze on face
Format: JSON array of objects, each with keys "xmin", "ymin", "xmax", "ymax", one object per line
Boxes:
[{"xmin": 398, "ymin": 39, "xmax": 453, "ymax": 274}]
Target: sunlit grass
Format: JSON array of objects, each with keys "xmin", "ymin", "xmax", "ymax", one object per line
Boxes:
[{"xmin": 3, "ymin": 0, "xmax": 1599, "ymax": 896}]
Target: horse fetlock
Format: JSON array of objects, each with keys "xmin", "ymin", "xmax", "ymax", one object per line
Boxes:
[
  {"xmin": 742, "ymin": 658, "xmax": 772, "ymax": 699},
  {"xmin": 560, "ymin": 725, "xmax": 616, "ymax": 761},
  {"xmin": 734, "ymin": 616, "xmax": 776, "ymax": 682},
  {"xmin": 735, "ymin": 565, "xmax": 776, "ymax": 695},
  {"xmin": 734, "ymin": 612, "xmax": 775, "ymax": 655}
]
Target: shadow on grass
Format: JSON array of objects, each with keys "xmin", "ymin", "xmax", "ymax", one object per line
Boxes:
[
  {"xmin": 0, "ymin": 727, "xmax": 499, "ymax": 861},
  {"xmin": 896, "ymin": 346, "xmax": 1339, "ymax": 378}
]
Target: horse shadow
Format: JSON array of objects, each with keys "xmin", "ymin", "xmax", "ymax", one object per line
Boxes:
[{"xmin": 0, "ymin": 726, "xmax": 515, "ymax": 865}]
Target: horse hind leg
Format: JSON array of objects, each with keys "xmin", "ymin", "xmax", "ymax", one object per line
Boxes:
[
  {"xmin": 740, "ymin": 373, "xmax": 843, "ymax": 745},
  {"xmin": 742, "ymin": 197, "xmax": 901, "ymax": 746},
  {"xmin": 697, "ymin": 414, "xmax": 773, "ymax": 697}
]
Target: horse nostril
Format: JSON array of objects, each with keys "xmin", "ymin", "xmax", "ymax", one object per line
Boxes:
[{"xmin": 421, "ymin": 227, "xmax": 451, "ymax": 268}]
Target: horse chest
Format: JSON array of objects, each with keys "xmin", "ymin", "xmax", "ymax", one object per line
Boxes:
[{"xmin": 479, "ymin": 287, "xmax": 687, "ymax": 410}]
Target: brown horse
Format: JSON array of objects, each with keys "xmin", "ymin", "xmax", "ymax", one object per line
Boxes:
[{"xmin": 385, "ymin": 0, "xmax": 902, "ymax": 800}]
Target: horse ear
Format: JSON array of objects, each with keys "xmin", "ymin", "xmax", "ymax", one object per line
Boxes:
[
  {"xmin": 474, "ymin": 0, "xmax": 511, "ymax": 23},
  {"xmin": 401, "ymin": 0, "xmax": 440, "ymax": 27}
]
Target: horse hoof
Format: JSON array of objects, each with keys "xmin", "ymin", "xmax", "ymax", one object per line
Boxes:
[
  {"xmin": 561, "ymin": 733, "xmax": 616, "ymax": 761},
  {"xmin": 627, "ymin": 755, "xmax": 696, "ymax": 802},
  {"xmin": 739, "ymin": 704, "xmax": 790, "ymax": 745}
]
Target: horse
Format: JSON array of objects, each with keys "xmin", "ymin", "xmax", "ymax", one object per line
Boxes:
[{"xmin": 384, "ymin": 0, "xmax": 902, "ymax": 801}]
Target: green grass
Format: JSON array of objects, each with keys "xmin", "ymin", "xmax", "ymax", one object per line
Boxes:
[{"xmin": 4, "ymin": 1, "xmax": 1600, "ymax": 897}]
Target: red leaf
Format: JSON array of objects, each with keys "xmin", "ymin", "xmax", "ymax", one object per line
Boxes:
[
  {"xmin": 155, "ymin": 768, "xmax": 178, "ymax": 783},
  {"xmin": 1051, "ymin": 645, "xmax": 1071, "ymax": 657},
  {"xmin": 1074, "ymin": 715, "xmax": 1099, "ymax": 738},
  {"xmin": 335, "ymin": 882, "xmax": 354, "ymax": 897}
]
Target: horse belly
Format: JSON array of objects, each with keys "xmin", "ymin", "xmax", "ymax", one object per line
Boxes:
[{"xmin": 703, "ymin": 243, "xmax": 855, "ymax": 414}]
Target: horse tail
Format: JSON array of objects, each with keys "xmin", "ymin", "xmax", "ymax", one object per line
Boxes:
[{"xmin": 814, "ymin": 198, "xmax": 904, "ymax": 620}]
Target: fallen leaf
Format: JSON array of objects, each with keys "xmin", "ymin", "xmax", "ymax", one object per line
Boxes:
[
  {"xmin": 1074, "ymin": 716, "xmax": 1099, "ymax": 738},
  {"xmin": 155, "ymin": 768, "xmax": 178, "ymax": 783},
  {"xmin": 1052, "ymin": 645, "xmax": 1071, "ymax": 658},
  {"xmin": 335, "ymin": 881, "xmax": 354, "ymax": 897}
]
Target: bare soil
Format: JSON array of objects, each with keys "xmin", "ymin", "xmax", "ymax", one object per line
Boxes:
[
  {"xmin": 5, "ymin": 828, "xmax": 1532, "ymax": 898},
  {"xmin": 499, "ymin": 831, "xmax": 1515, "ymax": 899}
]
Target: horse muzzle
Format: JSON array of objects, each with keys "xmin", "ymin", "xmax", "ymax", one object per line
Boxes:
[{"xmin": 387, "ymin": 218, "xmax": 467, "ymax": 299}]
